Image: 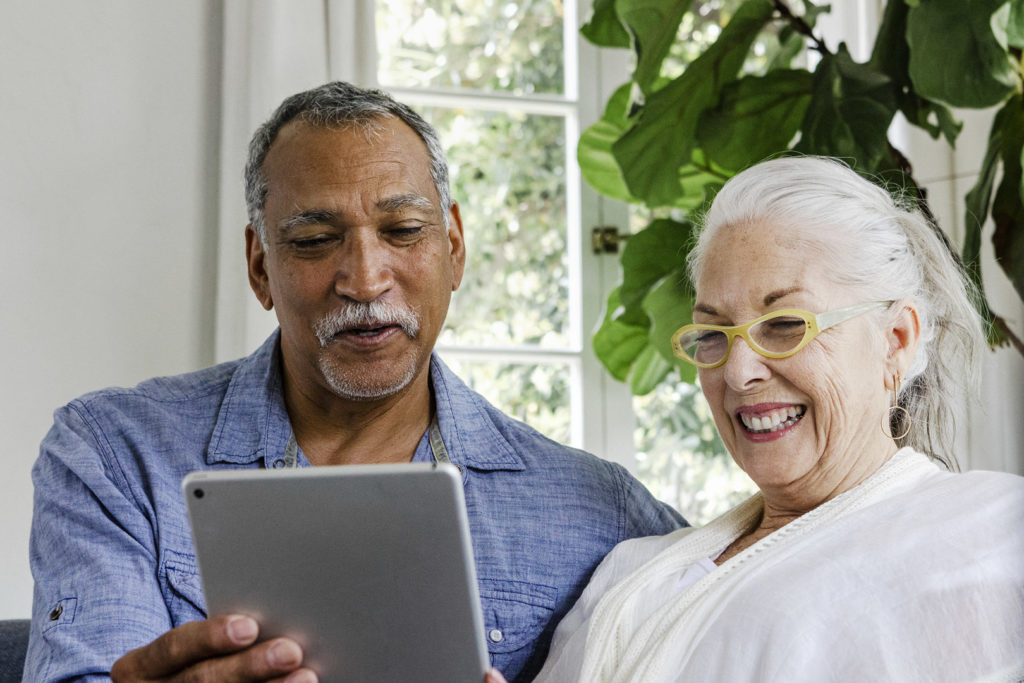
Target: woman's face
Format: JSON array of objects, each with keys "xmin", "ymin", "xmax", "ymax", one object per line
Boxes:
[{"xmin": 695, "ymin": 220, "xmax": 897, "ymax": 509}]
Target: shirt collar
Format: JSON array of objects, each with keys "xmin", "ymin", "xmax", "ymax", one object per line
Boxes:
[
  {"xmin": 207, "ymin": 332, "xmax": 525, "ymax": 472},
  {"xmin": 206, "ymin": 330, "xmax": 291, "ymax": 466},
  {"xmin": 428, "ymin": 354, "xmax": 525, "ymax": 472}
]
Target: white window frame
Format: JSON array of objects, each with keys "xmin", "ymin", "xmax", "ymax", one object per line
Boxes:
[{"xmin": 365, "ymin": 0, "xmax": 639, "ymax": 468}]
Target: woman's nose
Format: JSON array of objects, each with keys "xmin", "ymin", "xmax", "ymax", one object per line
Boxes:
[{"xmin": 722, "ymin": 337, "xmax": 772, "ymax": 391}]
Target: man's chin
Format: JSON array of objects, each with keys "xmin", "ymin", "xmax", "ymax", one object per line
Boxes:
[{"xmin": 317, "ymin": 356, "xmax": 419, "ymax": 402}]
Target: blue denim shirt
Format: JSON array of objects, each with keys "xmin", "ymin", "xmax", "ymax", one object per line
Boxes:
[{"xmin": 26, "ymin": 332, "xmax": 685, "ymax": 682}]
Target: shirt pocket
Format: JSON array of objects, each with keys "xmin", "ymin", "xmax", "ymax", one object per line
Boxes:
[
  {"xmin": 159, "ymin": 549, "xmax": 207, "ymax": 627},
  {"xmin": 478, "ymin": 578, "xmax": 556, "ymax": 655}
]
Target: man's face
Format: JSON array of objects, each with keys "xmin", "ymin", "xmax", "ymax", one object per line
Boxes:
[{"xmin": 247, "ymin": 117, "xmax": 465, "ymax": 403}]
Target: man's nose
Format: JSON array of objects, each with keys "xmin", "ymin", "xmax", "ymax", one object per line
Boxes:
[
  {"xmin": 333, "ymin": 234, "xmax": 394, "ymax": 302},
  {"xmin": 722, "ymin": 336, "xmax": 771, "ymax": 391}
]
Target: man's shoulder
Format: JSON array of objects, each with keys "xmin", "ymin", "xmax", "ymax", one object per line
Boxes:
[{"xmin": 69, "ymin": 357, "xmax": 243, "ymax": 413}]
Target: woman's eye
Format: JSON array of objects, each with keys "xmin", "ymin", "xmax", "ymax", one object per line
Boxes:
[{"xmin": 763, "ymin": 318, "xmax": 807, "ymax": 337}]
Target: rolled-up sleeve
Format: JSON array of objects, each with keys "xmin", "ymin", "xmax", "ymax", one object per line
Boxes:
[{"xmin": 25, "ymin": 403, "xmax": 170, "ymax": 681}]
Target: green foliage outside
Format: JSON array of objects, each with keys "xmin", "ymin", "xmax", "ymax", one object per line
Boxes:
[
  {"xmin": 376, "ymin": 1, "xmax": 578, "ymax": 450},
  {"xmin": 581, "ymin": 0, "xmax": 1024, "ymax": 399}
]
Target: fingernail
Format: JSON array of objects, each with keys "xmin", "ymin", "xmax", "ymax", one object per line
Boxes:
[
  {"xmin": 227, "ymin": 616, "xmax": 258, "ymax": 643},
  {"xmin": 268, "ymin": 639, "xmax": 302, "ymax": 667}
]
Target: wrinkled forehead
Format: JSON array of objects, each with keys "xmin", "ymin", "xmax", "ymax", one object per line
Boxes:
[{"xmin": 694, "ymin": 218, "xmax": 851, "ymax": 304}]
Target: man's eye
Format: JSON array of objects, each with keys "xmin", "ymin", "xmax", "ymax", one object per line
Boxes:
[
  {"xmin": 387, "ymin": 226, "xmax": 424, "ymax": 240},
  {"xmin": 292, "ymin": 236, "xmax": 334, "ymax": 250}
]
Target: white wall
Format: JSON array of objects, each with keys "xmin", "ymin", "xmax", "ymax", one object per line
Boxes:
[{"xmin": 0, "ymin": 0, "xmax": 223, "ymax": 618}]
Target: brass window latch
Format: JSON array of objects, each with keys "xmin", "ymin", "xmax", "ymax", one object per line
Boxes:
[{"xmin": 591, "ymin": 226, "xmax": 629, "ymax": 254}]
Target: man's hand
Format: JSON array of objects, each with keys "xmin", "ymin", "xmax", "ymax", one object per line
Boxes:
[
  {"xmin": 111, "ymin": 615, "xmax": 317, "ymax": 682},
  {"xmin": 485, "ymin": 668, "xmax": 509, "ymax": 683}
]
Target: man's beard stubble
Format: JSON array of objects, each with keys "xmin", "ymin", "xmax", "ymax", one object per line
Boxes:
[{"xmin": 313, "ymin": 300, "xmax": 422, "ymax": 401}]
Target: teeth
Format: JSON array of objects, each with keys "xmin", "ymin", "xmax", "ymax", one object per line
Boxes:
[{"xmin": 740, "ymin": 406, "xmax": 805, "ymax": 433}]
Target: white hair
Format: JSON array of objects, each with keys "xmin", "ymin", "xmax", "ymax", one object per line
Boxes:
[
  {"xmin": 688, "ymin": 156, "xmax": 986, "ymax": 470},
  {"xmin": 245, "ymin": 81, "xmax": 452, "ymax": 245}
]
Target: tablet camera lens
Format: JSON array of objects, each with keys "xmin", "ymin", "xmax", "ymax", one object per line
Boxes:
[{"xmin": 193, "ymin": 488, "xmax": 204, "ymax": 499}]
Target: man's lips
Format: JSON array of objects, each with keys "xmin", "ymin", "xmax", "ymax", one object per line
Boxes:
[{"xmin": 330, "ymin": 324, "xmax": 403, "ymax": 345}]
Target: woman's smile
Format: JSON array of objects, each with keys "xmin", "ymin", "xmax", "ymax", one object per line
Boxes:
[{"xmin": 736, "ymin": 403, "xmax": 806, "ymax": 442}]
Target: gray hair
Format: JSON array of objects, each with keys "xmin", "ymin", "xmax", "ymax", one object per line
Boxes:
[
  {"xmin": 688, "ymin": 156, "xmax": 986, "ymax": 470},
  {"xmin": 244, "ymin": 81, "xmax": 452, "ymax": 244}
]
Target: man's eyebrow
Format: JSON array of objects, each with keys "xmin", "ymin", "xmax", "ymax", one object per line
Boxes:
[
  {"xmin": 377, "ymin": 193, "xmax": 434, "ymax": 213},
  {"xmin": 278, "ymin": 209, "xmax": 335, "ymax": 232},
  {"xmin": 764, "ymin": 287, "xmax": 804, "ymax": 306}
]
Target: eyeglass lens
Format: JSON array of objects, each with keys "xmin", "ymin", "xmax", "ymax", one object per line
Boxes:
[{"xmin": 679, "ymin": 315, "xmax": 810, "ymax": 364}]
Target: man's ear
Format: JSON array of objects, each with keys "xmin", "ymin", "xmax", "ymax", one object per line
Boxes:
[
  {"xmin": 447, "ymin": 202, "xmax": 467, "ymax": 291},
  {"xmin": 246, "ymin": 225, "xmax": 274, "ymax": 311},
  {"xmin": 884, "ymin": 300, "xmax": 921, "ymax": 388}
]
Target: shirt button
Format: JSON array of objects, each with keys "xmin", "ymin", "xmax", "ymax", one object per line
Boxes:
[
  {"xmin": 488, "ymin": 629, "xmax": 503, "ymax": 643},
  {"xmin": 49, "ymin": 604, "xmax": 63, "ymax": 621},
  {"xmin": 272, "ymin": 459, "xmax": 285, "ymax": 469}
]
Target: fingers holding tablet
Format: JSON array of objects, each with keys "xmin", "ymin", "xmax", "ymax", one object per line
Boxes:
[
  {"xmin": 485, "ymin": 668, "xmax": 509, "ymax": 683},
  {"xmin": 110, "ymin": 615, "xmax": 318, "ymax": 682}
]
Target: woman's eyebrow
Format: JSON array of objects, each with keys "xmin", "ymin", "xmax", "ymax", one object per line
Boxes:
[
  {"xmin": 763, "ymin": 287, "xmax": 805, "ymax": 306},
  {"xmin": 693, "ymin": 303, "xmax": 718, "ymax": 316}
]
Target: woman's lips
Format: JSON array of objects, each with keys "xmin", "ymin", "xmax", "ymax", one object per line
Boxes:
[{"xmin": 736, "ymin": 403, "xmax": 806, "ymax": 442}]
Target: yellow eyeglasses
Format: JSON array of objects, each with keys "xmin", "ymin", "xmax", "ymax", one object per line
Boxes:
[{"xmin": 671, "ymin": 301, "xmax": 893, "ymax": 369}]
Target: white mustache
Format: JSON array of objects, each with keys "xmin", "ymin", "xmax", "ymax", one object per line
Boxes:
[{"xmin": 314, "ymin": 300, "xmax": 420, "ymax": 347}]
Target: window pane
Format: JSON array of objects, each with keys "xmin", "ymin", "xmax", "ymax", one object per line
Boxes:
[
  {"xmin": 441, "ymin": 357, "xmax": 572, "ymax": 443},
  {"xmin": 413, "ymin": 107, "xmax": 570, "ymax": 349},
  {"xmin": 633, "ymin": 381, "xmax": 757, "ymax": 525},
  {"xmin": 375, "ymin": 0, "xmax": 565, "ymax": 94}
]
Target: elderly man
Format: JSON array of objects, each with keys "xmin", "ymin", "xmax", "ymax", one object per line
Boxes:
[{"xmin": 24, "ymin": 81, "xmax": 685, "ymax": 682}]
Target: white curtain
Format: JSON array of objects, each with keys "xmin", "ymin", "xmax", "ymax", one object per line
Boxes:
[{"xmin": 213, "ymin": 0, "xmax": 377, "ymax": 363}]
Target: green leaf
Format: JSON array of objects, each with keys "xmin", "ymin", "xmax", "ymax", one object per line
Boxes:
[
  {"xmin": 990, "ymin": 96, "xmax": 1024, "ymax": 303},
  {"xmin": 802, "ymin": 1, "xmax": 833, "ymax": 29},
  {"xmin": 615, "ymin": 0, "xmax": 690, "ymax": 93},
  {"xmin": 869, "ymin": 0, "xmax": 962, "ymax": 144},
  {"xmin": 963, "ymin": 95, "xmax": 1024, "ymax": 346},
  {"xmin": 628, "ymin": 346, "xmax": 672, "ymax": 395},
  {"xmin": 697, "ymin": 69, "xmax": 815, "ymax": 172},
  {"xmin": 796, "ymin": 46, "xmax": 898, "ymax": 171},
  {"xmin": 1009, "ymin": 0, "xmax": 1024, "ymax": 48},
  {"xmin": 581, "ymin": 0, "xmax": 631, "ymax": 48},
  {"xmin": 592, "ymin": 286, "xmax": 650, "ymax": 381},
  {"xmin": 674, "ymin": 160, "xmax": 728, "ymax": 211},
  {"xmin": 578, "ymin": 84, "xmax": 639, "ymax": 202},
  {"xmin": 612, "ymin": 0, "xmax": 775, "ymax": 207},
  {"xmin": 641, "ymin": 273, "xmax": 696, "ymax": 384},
  {"xmin": 767, "ymin": 28, "xmax": 806, "ymax": 71},
  {"xmin": 620, "ymin": 218, "xmax": 695, "ymax": 311},
  {"xmin": 907, "ymin": 0, "xmax": 1018, "ymax": 108}
]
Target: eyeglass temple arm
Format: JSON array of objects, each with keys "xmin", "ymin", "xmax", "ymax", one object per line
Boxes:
[{"xmin": 816, "ymin": 301, "xmax": 894, "ymax": 331}]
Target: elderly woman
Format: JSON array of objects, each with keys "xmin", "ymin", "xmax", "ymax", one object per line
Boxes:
[{"xmin": 489, "ymin": 156, "xmax": 1024, "ymax": 683}]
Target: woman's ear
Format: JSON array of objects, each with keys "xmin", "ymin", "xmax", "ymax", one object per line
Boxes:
[{"xmin": 884, "ymin": 300, "xmax": 921, "ymax": 387}]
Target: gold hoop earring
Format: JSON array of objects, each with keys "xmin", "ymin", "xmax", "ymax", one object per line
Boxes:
[{"xmin": 881, "ymin": 370, "xmax": 911, "ymax": 441}]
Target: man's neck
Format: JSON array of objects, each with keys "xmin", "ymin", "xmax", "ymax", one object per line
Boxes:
[{"xmin": 282, "ymin": 366, "xmax": 434, "ymax": 467}]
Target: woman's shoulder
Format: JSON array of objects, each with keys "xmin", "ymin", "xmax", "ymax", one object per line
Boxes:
[{"xmin": 594, "ymin": 527, "xmax": 697, "ymax": 586}]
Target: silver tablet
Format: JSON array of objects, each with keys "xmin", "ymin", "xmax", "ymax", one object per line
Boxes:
[{"xmin": 182, "ymin": 463, "xmax": 489, "ymax": 683}]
